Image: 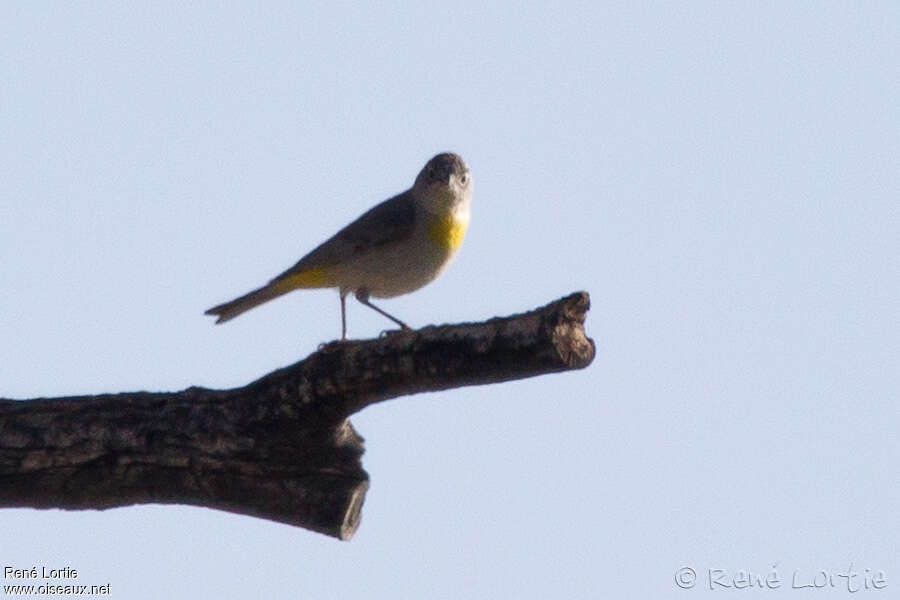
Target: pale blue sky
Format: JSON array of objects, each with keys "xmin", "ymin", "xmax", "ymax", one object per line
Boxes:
[{"xmin": 2, "ymin": 2, "xmax": 898, "ymax": 598}]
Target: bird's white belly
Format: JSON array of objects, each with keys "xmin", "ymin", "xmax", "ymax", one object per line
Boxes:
[{"xmin": 333, "ymin": 228, "xmax": 457, "ymax": 298}]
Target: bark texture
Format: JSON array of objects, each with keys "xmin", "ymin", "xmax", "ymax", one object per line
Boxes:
[{"xmin": 0, "ymin": 291, "xmax": 594, "ymax": 539}]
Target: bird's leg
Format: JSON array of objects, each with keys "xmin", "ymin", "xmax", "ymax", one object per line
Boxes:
[
  {"xmin": 354, "ymin": 288, "xmax": 412, "ymax": 331},
  {"xmin": 340, "ymin": 289, "xmax": 348, "ymax": 340}
]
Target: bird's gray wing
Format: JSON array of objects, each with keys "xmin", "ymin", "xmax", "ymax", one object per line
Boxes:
[{"xmin": 272, "ymin": 190, "xmax": 417, "ymax": 281}]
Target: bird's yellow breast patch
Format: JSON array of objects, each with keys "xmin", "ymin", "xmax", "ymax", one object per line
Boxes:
[{"xmin": 427, "ymin": 214, "xmax": 469, "ymax": 251}]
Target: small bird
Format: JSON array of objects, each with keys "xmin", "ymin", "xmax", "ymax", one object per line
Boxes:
[{"xmin": 205, "ymin": 152, "xmax": 472, "ymax": 339}]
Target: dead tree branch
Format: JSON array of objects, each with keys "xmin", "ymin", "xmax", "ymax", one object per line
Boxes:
[{"xmin": 0, "ymin": 291, "xmax": 594, "ymax": 539}]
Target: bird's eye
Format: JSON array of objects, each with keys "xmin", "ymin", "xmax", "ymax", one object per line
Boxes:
[
  {"xmin": 428, "ymin": 167, "xmax": 436, "ymax": 179},
  {"xmin": 459, "ymin": 173, "xmax": 469, "ymax": 185}
]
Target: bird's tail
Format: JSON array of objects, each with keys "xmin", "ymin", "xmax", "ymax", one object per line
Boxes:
[{"xmin": 204, "ymin": 281, "xmax": 294, "ymax": 324}]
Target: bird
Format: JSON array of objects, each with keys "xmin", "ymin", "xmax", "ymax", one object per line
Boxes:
[{"xmin": 205, "ymin": 152, "xmax": 472, "ymax": 340}]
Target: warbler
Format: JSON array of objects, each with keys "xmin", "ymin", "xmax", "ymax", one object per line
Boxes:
[{"xmin": 205, "ymin": 152, "xmax": 472, "ymax": 339}]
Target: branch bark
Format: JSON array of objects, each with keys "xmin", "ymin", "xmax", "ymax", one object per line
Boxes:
[{"xmin": 0, "ymin": 291, "xmax": 594, "ymax": 539}]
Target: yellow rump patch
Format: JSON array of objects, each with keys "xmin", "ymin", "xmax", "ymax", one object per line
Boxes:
[
  {"xmin": 275, "ymin": 266, "xmax": 333, "ymax": 290},
  {"xmin": 427, "ymin": 215, "xmax": 469, "ymax": 251}
]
